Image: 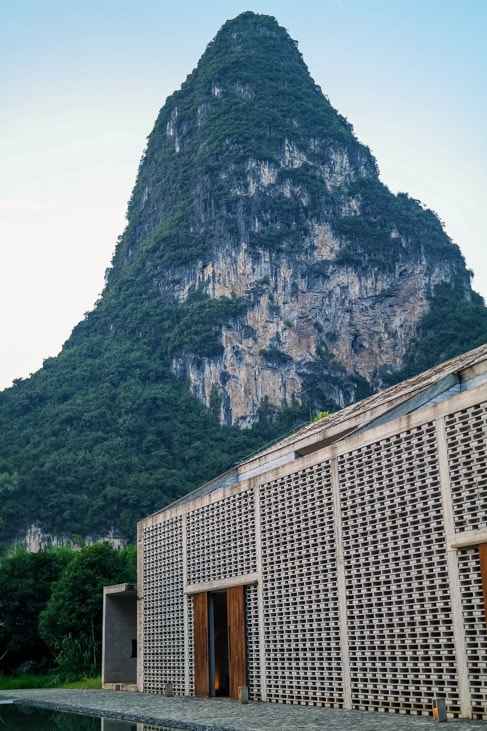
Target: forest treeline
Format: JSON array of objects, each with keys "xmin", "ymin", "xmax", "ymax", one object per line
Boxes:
[{"xmin": 0, "ymin": 542, "xmax": 136, "ymax": 680}]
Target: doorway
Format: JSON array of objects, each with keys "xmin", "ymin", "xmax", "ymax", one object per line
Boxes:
[
  {"xmin": 193, "ymin": 585, "xmax": 247, "ymax": 698},
  {"xmin": 209, "ymin": 592, "xmax": 229, "ymax": 696}
]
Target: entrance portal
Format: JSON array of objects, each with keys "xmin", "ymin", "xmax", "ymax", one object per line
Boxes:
[
  {"xmin": 209, "ymin": 592, "xmax": 229, "ymax": 696},
  {"xmin": 193, "ymin": 585, "xmax": 247, "ymax": 698}
]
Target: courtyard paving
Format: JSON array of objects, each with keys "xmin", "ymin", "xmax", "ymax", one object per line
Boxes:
[{"xmin": 1, "ymin": 689, "xmax": 486, "ymax": 731}]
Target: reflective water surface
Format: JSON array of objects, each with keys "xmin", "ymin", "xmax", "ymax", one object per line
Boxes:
[{"xmin": 0, "ymin": 703, "xmax": 172, "ymax": 731}]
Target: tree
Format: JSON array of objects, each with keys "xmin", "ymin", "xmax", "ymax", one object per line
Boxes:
[
  {"xmin": 38, "ymin": 542, "xmax": 135, "ymax": 679},
  {"xmin": 0, "ymin": 546, "xmax": 70, "ymax": 671},
  {"xmin": 0, "ymin": 471, "xmax": 18, "ymax": 495}
]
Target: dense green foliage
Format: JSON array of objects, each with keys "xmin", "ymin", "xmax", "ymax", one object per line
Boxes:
[
  {"xmin": 0, "ymin": 543, "xmax": 135, "ymax": 679},
  {"xmin": 387, "ymin": 282, "xmax": 487, "ymax": 383},
  {"xmin": 0, "ymin": 546, "xmax": 71, "ymax": 669},
  {"xmin": 332, "ymin": 181, "xmax": 465, "ymax": 271},
  {"xmin": 0, "ymin": 323, "xmax": 303, "ymax": 544},
  {"xmin": 39, "ymin": 543, "xmax": 135, "ymax": 679}
]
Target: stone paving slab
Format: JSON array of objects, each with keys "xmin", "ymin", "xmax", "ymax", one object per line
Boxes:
[{"xmin": 1, "ymin": 689, "xmax": 486, "ymax": 731}]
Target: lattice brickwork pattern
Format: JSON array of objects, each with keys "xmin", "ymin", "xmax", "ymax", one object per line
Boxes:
[
  {"xmin": 445, "ymin": 402, "xmax": 487, "ymax": 534},
  {"xmin": 259, "ymin": 463, "xmax": 343, "ymax": 706},
  {"xmin": 245, "ymin": 584, "xmax": 260, "ymax": 700},
  {"xmin": 143, "ymin": 517, "xmax": 185, "ymax": 695},
  {"xmin": 186, "ymin": 490, "xmax": 256, "ymax": 585},
  {"xmin": 457, "ymin": 547, "xmax": 487, "ymax": 719},
  {"xmin": 339, "ymin": 422, "xmax": 460, "ymax": 715},
  {"xmin": 186, "ymin": 594, "xmax": 194, "ymax": 695}
]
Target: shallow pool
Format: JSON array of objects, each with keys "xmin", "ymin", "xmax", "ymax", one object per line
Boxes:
[{"xmin": 0, "ymin": 703, "xmax": 172, "ymax": 730}]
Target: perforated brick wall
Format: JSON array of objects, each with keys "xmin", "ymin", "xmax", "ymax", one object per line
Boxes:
[
  {"xmin": 186, "ymin": 490, "xmax": 256, "ymax": 584},
  {"xmin": 142, "ymin": 516, "xmax": 185, "ymax": 695},
  {"xmin": 186, "ymin": 593, "xmax": 194, "ymax": 693},
  {"xmin": 339, "ymin": 422, "xmax": 460, "ymax": 715},
  {"xmin": 445, "ymin": 402, "xmax": 487, "ymax": 533},
  {"xmin": 259, "ymin": 463, "xmax": 344, "ymax": 706},
  {"xmin": 457, "ymin": 547, "xmax": 487, "ymax": 719},
  {"xmin": 140, "ymin": 387, "xmax": 487, "ymax": 718},
  {"xmin": 245, "ymin": 584, "xmax": 260, "ymax": 700}
]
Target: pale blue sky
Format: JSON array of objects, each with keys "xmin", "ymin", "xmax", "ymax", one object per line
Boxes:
[{"xmin": 1, "ymin": 0, "xmax": 486, "ymax": 389}]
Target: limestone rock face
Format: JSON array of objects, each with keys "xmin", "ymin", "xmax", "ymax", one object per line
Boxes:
[
  {"xmin": 18, "ymin": 524, "xmax": 127, "ymax": 553},
  {"xmin": 168, "ymin": 205, "xmax": 458, "ymax": 427},
  {"xmin": 108, "ymin": 11, "xmax": 473, "ymax": 427}
]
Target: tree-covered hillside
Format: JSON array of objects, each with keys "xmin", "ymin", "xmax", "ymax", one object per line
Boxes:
[
  {"xmin": 0, "ymin": 328, "xmax": 304, "ymax": 545},
  {"xmin": 388, "ymin": 281, "xmax": 487, "ymax": 383},
  {"xmin": 0, "ymin": 12, "xmax": 485, "ymax": 548}
]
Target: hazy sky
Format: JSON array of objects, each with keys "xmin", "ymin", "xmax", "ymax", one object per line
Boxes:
[{"xmin": 1, "ymin": 0, "xmax": 486, "ymax": 390}]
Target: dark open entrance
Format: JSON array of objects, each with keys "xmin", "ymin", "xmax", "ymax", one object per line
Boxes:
[
  {"xmin": 193, "ymin": 585, "xmax": 247, "ymax": 699},
  {"xmin": 209, "ymin": 592, "xmax": 229, "ymax": 696}
]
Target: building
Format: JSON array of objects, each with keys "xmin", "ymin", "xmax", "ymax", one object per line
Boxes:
[{"xmin": 103, "ymin": 344, "xmax": 487, "ymax": 718}]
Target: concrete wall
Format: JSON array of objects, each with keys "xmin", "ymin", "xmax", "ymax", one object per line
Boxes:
[{"xmin": 102, "ymin": 584, "xmax": 137, "ymax": 687}]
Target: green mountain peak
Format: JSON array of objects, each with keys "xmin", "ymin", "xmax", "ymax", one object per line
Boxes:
[{"xmin": 0, "ymin": 13, "xmax": 485, "ymax": 549}]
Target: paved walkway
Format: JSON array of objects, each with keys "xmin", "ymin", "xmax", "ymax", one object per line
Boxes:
[{"xmin": 1, "ymin": 689, "xmax": 486, "ymax": 731}]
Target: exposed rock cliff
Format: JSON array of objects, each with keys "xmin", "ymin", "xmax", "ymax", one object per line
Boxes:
[
  {"xmin": 18, "ymin": 525, "xmax": 127, "ymax": 553},
  {"xmin": 107, "ymin": 11, "xmax": 472, "ymax": 426}
]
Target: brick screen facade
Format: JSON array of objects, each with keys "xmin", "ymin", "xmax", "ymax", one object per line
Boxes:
[{"xmin": 136, "ymin": 346, "xmax": 487, "ymax": 718}]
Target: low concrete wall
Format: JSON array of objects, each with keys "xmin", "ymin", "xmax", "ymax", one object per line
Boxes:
[{"xmin": 102, "ymin": 584, "xmax": 137, "ymax": 687}]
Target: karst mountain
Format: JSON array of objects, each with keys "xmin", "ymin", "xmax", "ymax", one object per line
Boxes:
[{"xmin": 1, "ymin": 12, "xmax": 486, "ymax": 548}]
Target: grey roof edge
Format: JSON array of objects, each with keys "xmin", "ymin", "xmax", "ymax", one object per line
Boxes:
[{"xmin": 240, "ymin": 342, "xmax": 487, "ymax": 466}]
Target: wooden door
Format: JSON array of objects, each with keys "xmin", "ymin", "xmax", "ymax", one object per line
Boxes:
[
  {"xmin": 227, "ymin": 585, "xmax": 246, "ymax": 698},
  {"xmin": 193, "ymin": 592, "xmax": 209, "ymax": 696},
  {"xmin": 480, "ymin": 543, "xmax": 487, "ymax": 629}
]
